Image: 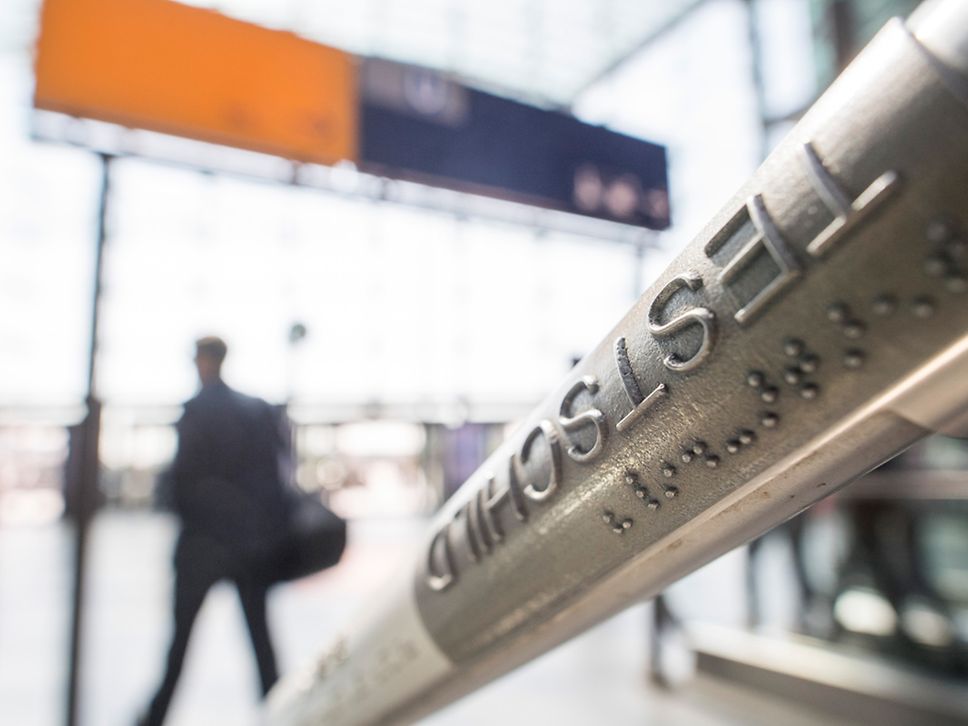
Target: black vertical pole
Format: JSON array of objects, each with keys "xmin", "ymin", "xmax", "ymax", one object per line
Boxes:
[
  {"xmin": 631, "ymin": 236, "xmax": 648, "ymax": 302},
  {"xmin": 66, "ymin": 153, "xmax": 112, "ymax": 726},
  {"xmin": 745, "ymin": 0, "xmax": 771, "ymax": 163},
  {"xmin": 829, "ymin": 0, "xmax": 856, "ymax": 74},
  {"xmin": 744, "ymin": 0, "xmax": 777, "ymax": 630}
]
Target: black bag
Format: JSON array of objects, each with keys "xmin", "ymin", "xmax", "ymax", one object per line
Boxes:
[{"xmin": 265, "ymin": 492, "xmax": 347, "ymax": 583}]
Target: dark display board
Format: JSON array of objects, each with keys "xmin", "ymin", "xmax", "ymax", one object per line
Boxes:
[{"xmin": 359, "ymin": 60, "xmax": 670, "ymax": 229}]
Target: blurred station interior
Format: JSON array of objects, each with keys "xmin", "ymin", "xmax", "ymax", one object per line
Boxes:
[{"xmin": 2, "ymin": 0, "xmax": 968, "ymax": 724}]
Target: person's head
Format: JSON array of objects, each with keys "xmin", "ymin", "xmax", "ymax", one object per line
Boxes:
[{"xmin": 194, "ymin": 335, "xmax": 227, "ymax": 385}]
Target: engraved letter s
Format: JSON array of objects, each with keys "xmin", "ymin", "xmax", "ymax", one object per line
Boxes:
[
  {"xmin": 648, "ymin": 272, "xmax": 717, "ymax": 373},
  {"xmin": 558, "ymin": 375, "xmax": 607, "ymax": 463}
]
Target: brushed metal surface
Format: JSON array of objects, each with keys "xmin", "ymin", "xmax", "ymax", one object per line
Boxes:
[{"xmin": 264, "ymin": 571, "xmax": 452, "ymax": 726}]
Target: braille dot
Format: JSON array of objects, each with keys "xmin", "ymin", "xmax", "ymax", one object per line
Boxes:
[
  {"xmin": 872, "ymin": 295, "xmax": 897, "ymax": 316},
  {"xmin": 692, "ymin": 441, "xmax": 707, "ymax": 456},
  {"xmin": 798, "ymin": 354, "xmax": 820, "ymax": 373},
  {"xmin": 647, "ymin": 499, "xmax": 660, "ymax": 511},
  {"xmin": 761, "ymin": 412, "xmax": 779, "ymax": 428},
  {"xmin": 663, "ymin": 487, "xmax": 678, "ymax": 499},
  {"xmin": 760, "ymin": 386, "xmax": 779, "ymax": 403},
  {"xmin": 705, "ymin": 455, "xmax": 720, "ymax": 468},
  {"xmin": 843, "ymin": 321, "xmax": 866, "ymax": 339},
  {"xmin": 923, "ymin": 255, "xmax": 949, "ymax": 277},
  {"xmin": 800, "ymin": 383, "xmax": 820, "ymax": 400},
  {"xmin": 912, "ymin": 297, "xmax": 936, "ymax": 319},
  {"xmin": 947, "ymin": 238, "xmax": 967, "ymax": 260},
  {"xmin": 783, "ymin": 367, "xmax": 802, "ymax": 385},
  {"xmin": 625, "ymin": 472, "xmax": 637, "ymax": 485},
  {"xmin": 635, "ymin": 488, "xmax": 646, "ymax": 499},
  {"xmin": 738, "ymin": 430, "xmax": 756, "ymax": 445},
  {"xmin": 926, "ymin": 219, "xmax": 952, "ymax": 244},
  {"xmin": 725, "ymin": 440, "xmax": 741, "ymax": 454},
  {"xmin": 844, "ymin": 350, "xmax": 865, "ymax": 369},
  {"xmin": 946, "ymin": 275, "xmax": 967, "ymax": 294},
  {"xmin": 747, "ymin": 371, "xmax": 765, "ymax": 388},
  {"xmin": 681, "ymin": 451, "xmax": 694, "ymax": 463},
  {"xmin": 783, "ymin": 338, "xmax": 805, "ymax": 357},
  {"xmin": 606, "ymin": 513, "xmax": 629, "ymax": 533},
  {"xmin": 827, "ymin": 303, "xmax": 849, "ymax": 323},
  {"xmin": 661, "ymin": 465, "xmax": 676, "ymax": 478}
]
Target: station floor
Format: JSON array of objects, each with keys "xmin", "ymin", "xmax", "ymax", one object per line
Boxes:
[{"xmin": 0, "ymin": 510, "xmax": 845, "ymax": 726}]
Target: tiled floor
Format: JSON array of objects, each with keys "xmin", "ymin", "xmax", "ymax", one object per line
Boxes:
[{"xmin": 1, "ymin": 510, "xmax": 836, "ymax": 726}]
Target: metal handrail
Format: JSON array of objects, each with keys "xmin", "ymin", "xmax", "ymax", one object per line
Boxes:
[{"xmin": 267, "ymin": 2, "xmax": 968, "ymax": 722}]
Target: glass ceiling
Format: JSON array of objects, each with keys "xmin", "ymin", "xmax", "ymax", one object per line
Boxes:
[
  {"xmin": 175, "ymin": 0, "xmax": 705, "ymax": 105},
  {"xmin": 1, "ymin": 0, "xmax": 821, "ymax": 418}
]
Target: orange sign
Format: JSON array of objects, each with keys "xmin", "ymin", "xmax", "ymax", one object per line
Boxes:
[{"xmin": 34, "ymin": 0, "xmax": 358, "ymax": 165}]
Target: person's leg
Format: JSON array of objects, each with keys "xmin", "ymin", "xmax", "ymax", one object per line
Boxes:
[
  {"xmin": 143, "ymin": 542, "xmax": 218, "ymax": 726},
  {"xmin": 649, "ymin": 594, "xmax": 682, "ymax": 687},
  {"xmin": 236, "ymin": 576, "xmax": 279, "ymax": 696},
  {"xmin": 746, "ymin": 535, "xmax": 765, "ymax": 628}
]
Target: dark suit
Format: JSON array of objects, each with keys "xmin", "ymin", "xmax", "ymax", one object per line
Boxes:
[{"xmin": 145, "ymin": 380, "xmax": 289, "ymax": 726}]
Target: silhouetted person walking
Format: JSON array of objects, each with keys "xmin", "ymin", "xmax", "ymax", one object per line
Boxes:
[{"xmin": 141, "ymin": 336, "xmax": 289, "ymax": 725}]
